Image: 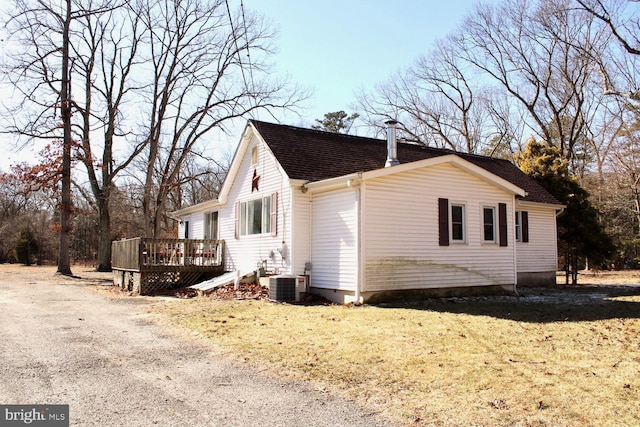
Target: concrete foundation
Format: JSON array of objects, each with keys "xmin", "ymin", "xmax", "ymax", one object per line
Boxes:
[
  {"xmin": 310, "ymin": 284, "xmax": 515, "ymax": 305},
  {"xmin": 516, "ymin": 271, "xmax": 556, "ymax": 288}
]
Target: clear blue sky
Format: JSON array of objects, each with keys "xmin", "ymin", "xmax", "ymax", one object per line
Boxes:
[{"xmin": 247, "ymin": 0, "xmax": 483, "ymax": 130}]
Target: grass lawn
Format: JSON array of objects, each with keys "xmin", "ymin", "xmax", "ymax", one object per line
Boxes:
[{"xmin": 151, "ymin": 284, "xmax": 640, "ymax": 427}]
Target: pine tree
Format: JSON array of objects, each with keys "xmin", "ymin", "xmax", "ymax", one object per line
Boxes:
[
  {"xmin": 515, "ymin": 138, "xmax": 614, "ymax": 284},
  {"xmin": 14, "ymin": 229, "xmax": 39, "ymax": 266},
  {"xmin": 312, "ymin": 111, "xmax": 359, "ymax": 134}
]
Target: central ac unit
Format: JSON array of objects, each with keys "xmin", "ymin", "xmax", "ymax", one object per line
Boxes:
[
  {"xmin": 269, "ymin": 275, "xmax": 308, "ymax": 302},
  {"xmin": 269, "ymin": 275, "xmax": 296, "ymax": 301}
]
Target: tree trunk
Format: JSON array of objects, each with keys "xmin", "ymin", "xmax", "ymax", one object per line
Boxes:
[
  {"xmin": 96, "ymin": 192, "xmax": 111, "ymax": 271},
  {"xmin": 57, "ymin": 0, "xmax": 73, "ymax": 276},
  {"xmin": 143, "ymin": 141, "xmax": 158, "ymax": 238}
]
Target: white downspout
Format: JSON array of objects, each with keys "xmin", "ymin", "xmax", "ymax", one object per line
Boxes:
[
  {"xmin": 348, "ymin": 175, "xmax": 363, "ymax": 304},
  {"xmin": 355, "ymin": 184, "xmax": 363, "ymax": 304}
]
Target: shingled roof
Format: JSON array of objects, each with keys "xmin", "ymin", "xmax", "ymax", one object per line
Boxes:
[{"xmin": 250, "ymin": 120, "xmax": 560, "ymax": 205}]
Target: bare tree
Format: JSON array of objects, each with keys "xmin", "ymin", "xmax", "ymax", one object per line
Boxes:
[
  {"xmin": 136, "ymin": 0, "xmax": 305, "ymax": 237},
  {"xmin": 2, "ymin": 0, "xmax": 89, "ymax": 275},
  {"xmin": 71, "ymin": 2, "xmax": 149, "ymax": 270},
  {"xmin": 456, "ymin": 0, "xmax": 607, "ymax": 168},
  {"xmin": 573, "ymin": 0, "xmax": 640, "ymax": 107},
  {"xmin": 169, "ymin": 154, "xmax": 229, "ymax": 209},
  {"xmin": 357, "ymin": 37, "xmax": 490, "ymax": 153},
  {"xmin": 3, "ymin": 0, "xmax": 304, "ymax": 268},
  {"xmin": 576, "ymin": 0, "xmax": 640, "ymax": 55}
]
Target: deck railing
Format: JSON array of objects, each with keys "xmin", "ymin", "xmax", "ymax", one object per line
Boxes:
[{"xmin": 111, "ymin": 238, "xmax": 224, "ymax": 271}]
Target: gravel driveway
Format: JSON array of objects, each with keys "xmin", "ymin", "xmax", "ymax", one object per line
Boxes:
[{"xmin": 0, "ymin": 266, "xmax": 394, "ymax": 426}]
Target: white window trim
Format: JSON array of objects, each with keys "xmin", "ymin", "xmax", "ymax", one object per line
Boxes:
[
  {"xmin": 482, "ymin": 205, "xmax": 497, "ymax": 244},
  {"xmin": 515, "ymin": 211, "xmax": 522, "ymax": 242},
  {"xmin": 450, "ymin": 202, "xmax": 466, "ymax": 244},
  {"xmin": 240, "ymin": 196, "xmax": 271, "ymax": 236}
]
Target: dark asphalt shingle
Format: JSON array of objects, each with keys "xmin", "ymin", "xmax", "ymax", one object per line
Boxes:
[{"xmin": 251, "ymin": 120, "xmax": 560, "ymax": 205}]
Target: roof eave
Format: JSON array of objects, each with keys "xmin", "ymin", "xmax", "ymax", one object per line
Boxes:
[
  {"xmin": 173, "ymin": 199, "xmax": 223, "ymax": 217},
  {"xmin": 302, "ymin": 172, "xmax": 362, "ymax": 194},
  {"xmin": 516, "ymin": 199, "xmax": 566, "ymax": 209}
]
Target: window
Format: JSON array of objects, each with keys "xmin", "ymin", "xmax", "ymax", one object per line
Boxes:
[
  {"xmin": 451, "ymin": 203, "xmax": 466, "ymax": 242},
  {"xmin": 237, "ymin": 193, "xmax": 277, "ymax": 237},
  {"xmin": 438, "ymin": 198, "xmax": 465, "ymax": 245},
  {"xmin": 515, "ymin": 211, "xmax": 529, "ymax": 243},
  {"xmin": 183, "ymin": 221, "xmax": 189, "ymax": 239},
  {"xmin": 483, "ymin": 206, "xmax": 496, "ymax": 242},
  {"xmin": 242, "ymin": 198, "xmax": 267, "ymax": 235},
  {"xmin": 205, "ymin": 211, "xmax": 218, "ymax": 240},
  {"xmin": 251, "ymin": 146, "xmax": 259, "ymax": 165}
]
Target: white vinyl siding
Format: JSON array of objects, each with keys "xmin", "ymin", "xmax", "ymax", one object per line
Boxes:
[
  {"xmin": 516, "ymin": 205, "xmax": 558, "ymax": 273},
  {"xmin": 290, "ymin": 189, "xmax": 311, "ymax": 276},
  {"xmin": 311, "ymin": 189, "xmax": 358, "ymax": 290},
  {"xmin": 363, "ymin": 163, "xmax": 516, "ymax": 292},
  {"xmin": 218, "ymin": 135, "xmax": 291, "ymax": 274}
]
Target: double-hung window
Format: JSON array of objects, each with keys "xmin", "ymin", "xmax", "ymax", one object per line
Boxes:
[
  {"xmin": 451, "ymin": 203, "xmax": 466, "ymax": 242},
  {"xmin": 515, "ymin": 211, "xmax": 529, "ymax": 243},
  {"xmin": 483, "ymin": 206, "xmax": 496, "ymax": 242},
  {"xmin": 204, "ymin": 212, "xmax": 218, "ymax": 240}
]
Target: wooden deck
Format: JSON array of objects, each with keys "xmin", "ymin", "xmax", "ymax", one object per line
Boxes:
[{"xmin": 111, "ymin": 238, "xmax": 225, "ymax": 294}]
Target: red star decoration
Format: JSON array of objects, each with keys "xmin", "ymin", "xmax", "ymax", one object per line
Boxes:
[{"xmin": 251, "ymin": 169, "xmax": 260, "ymax": 192}]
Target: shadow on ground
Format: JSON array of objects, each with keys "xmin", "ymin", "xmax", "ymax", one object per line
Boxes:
[{"xmin": 378, "ymin": 285, "xmax": 640, "ymax": 323}]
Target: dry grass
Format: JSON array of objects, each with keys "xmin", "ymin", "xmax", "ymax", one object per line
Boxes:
[
  {"xmin": 151, "ymin": 280, "xmax": 640, "ymax": 427},
  {"xmin": 5, "ymin": 265, "xmax": 638, "ymax": 425}
]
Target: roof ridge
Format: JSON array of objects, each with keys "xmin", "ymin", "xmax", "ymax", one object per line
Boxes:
[
  {"xmin": 250, "ymin": 119, "xmax": 384, "ymax": 144},
  {"xmin": 248, "ymin": 119, "xmax": 558, "ymax": 205},
  {"xmin": 250, "ymin": 120, "xmax": 516, "ymax": 164}
]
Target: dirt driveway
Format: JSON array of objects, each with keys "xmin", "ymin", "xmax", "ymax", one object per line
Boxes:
[{"xmin": 0, "ymin": 266, "xmax": 393, "ymax": 427}]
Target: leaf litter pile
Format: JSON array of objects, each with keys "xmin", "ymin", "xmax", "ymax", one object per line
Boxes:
[
  {"xmin": 158, "ymin": 283, "xmax": 331, "ymax": 305},
  {"xmin": 155, "ymin": 283, "xmax": 269, "ymax": 300}
]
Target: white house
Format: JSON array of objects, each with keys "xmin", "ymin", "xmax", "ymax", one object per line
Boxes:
[{"xmin": 173, "ymin": 120, "xmax": 563, "ymax": 304}]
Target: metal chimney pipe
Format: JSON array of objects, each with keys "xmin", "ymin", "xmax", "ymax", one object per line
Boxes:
[{"xmin": 385, "ymin": 120, "xmax": 399, "ymax": 167}]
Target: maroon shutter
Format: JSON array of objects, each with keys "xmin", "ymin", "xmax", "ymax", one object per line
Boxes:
[
  {"xmin": 234, "ymin": 202, "xmax": 240, "ymax": 240},
  {"xmin": 521, "ymin": 211, "xmax": 529, "ymax": 243},
  {"xmin": 499, "ymin": 203, "xmax": 507, "ymax": 247},
  {"xmin": 438, "ymin": 198, "xmax": 449, "ymax": 246},
  {"xmin": 270, "ymin": 192, "xmax": 278, "ymax": 237}
]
